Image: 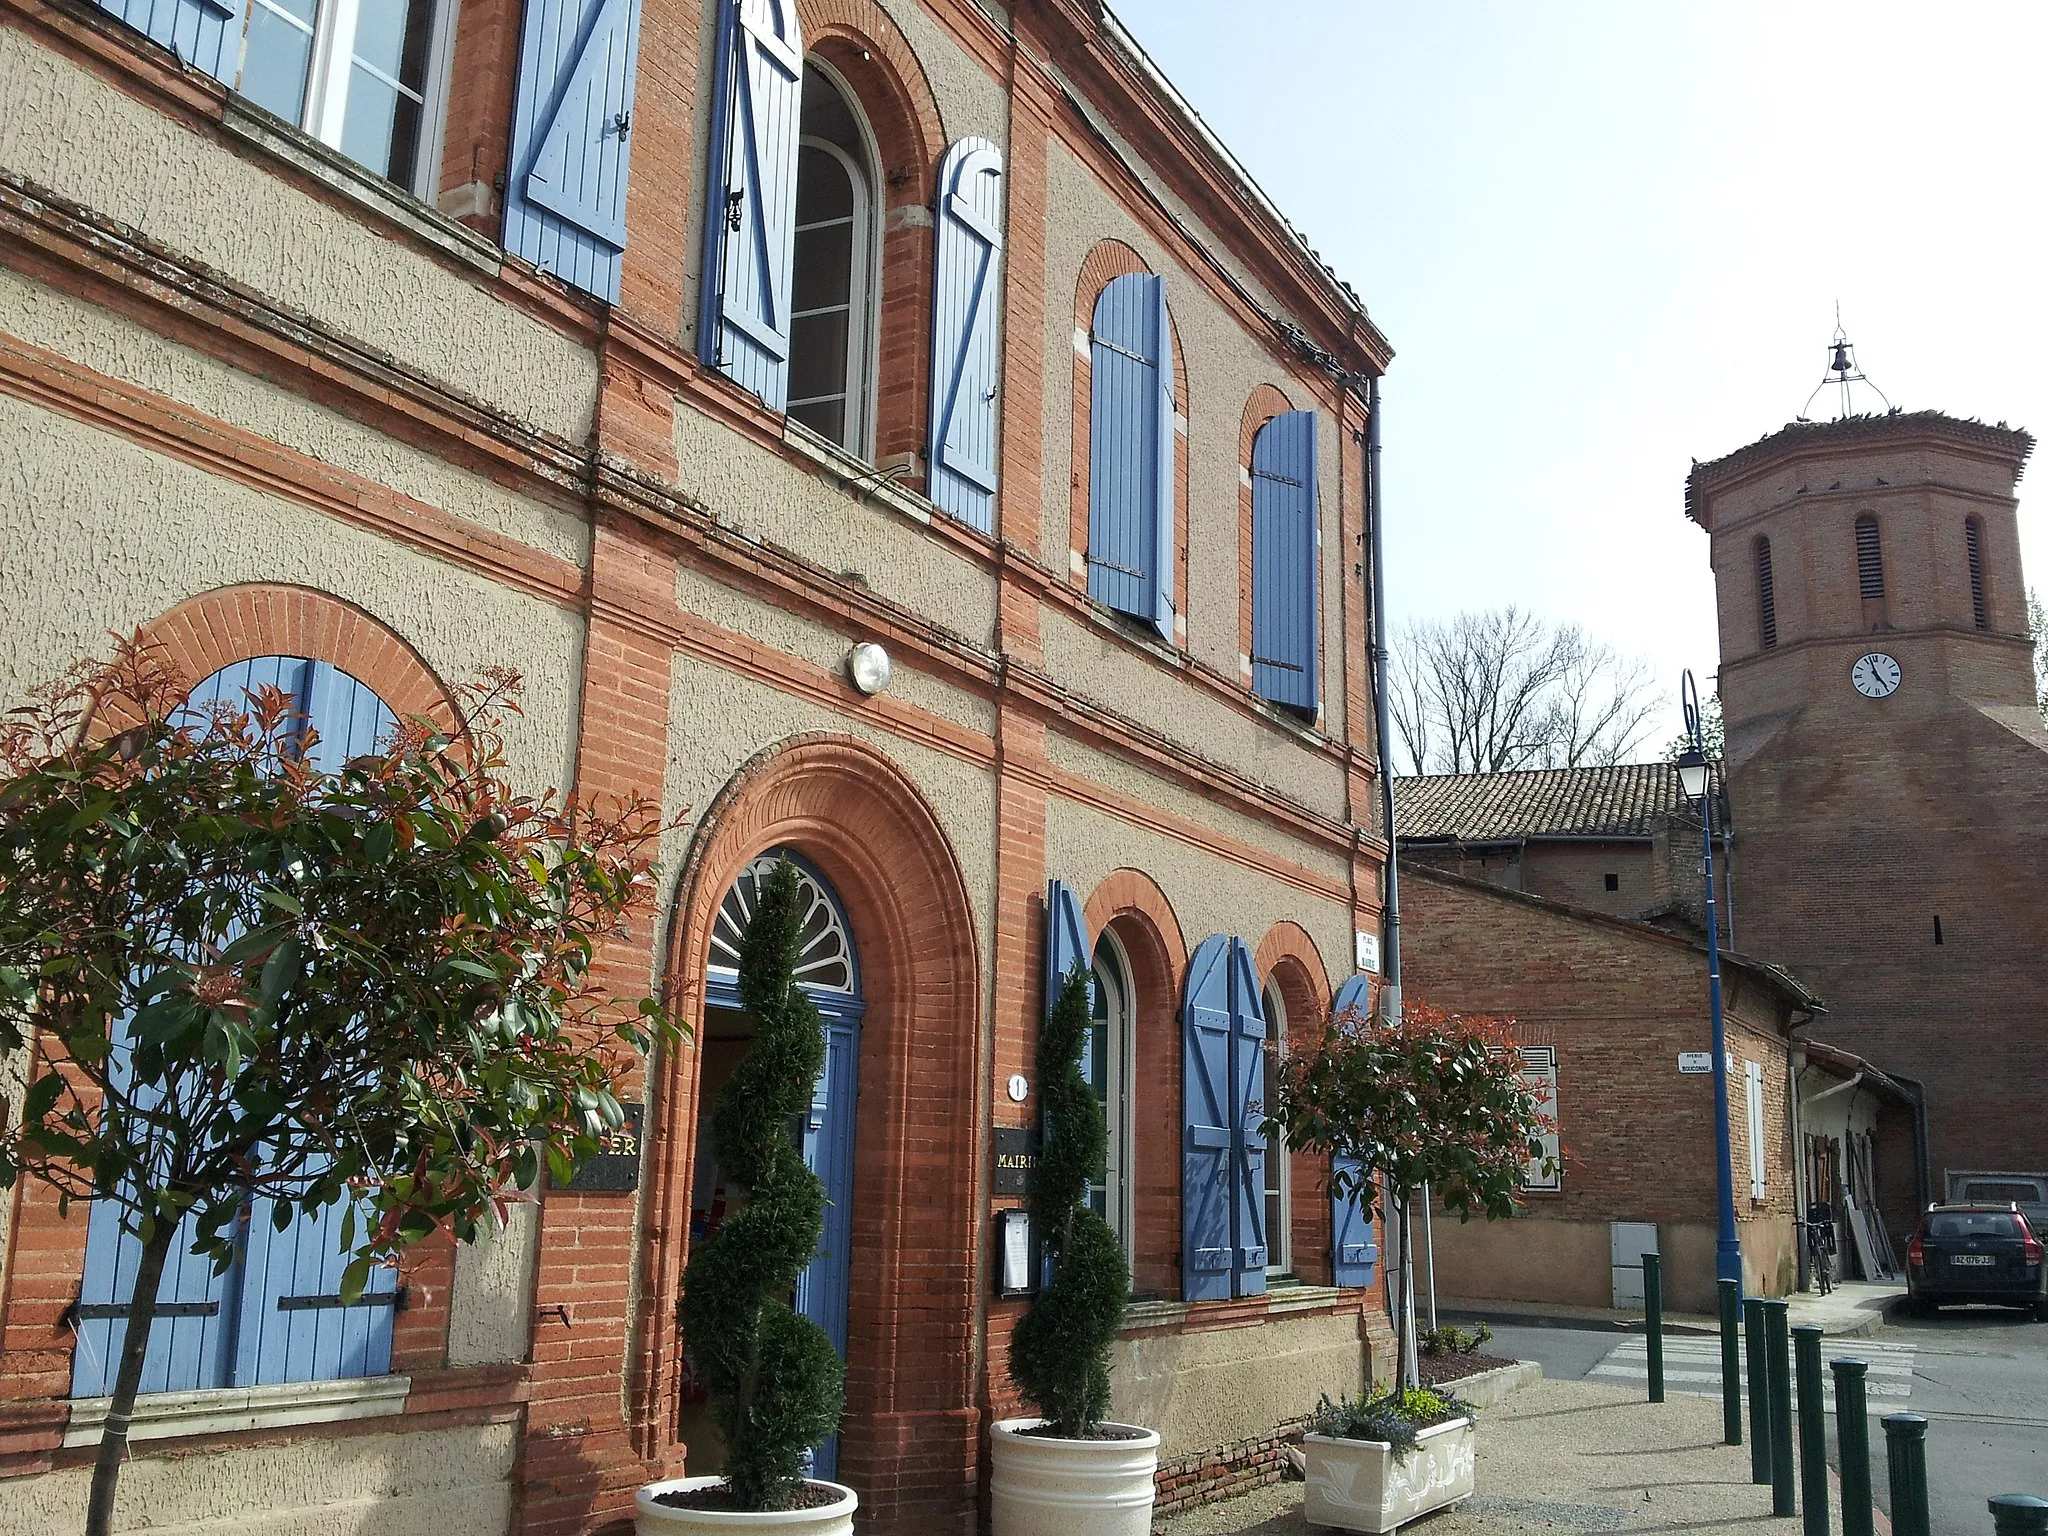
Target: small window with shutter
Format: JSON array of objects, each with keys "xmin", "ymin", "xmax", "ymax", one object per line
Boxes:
[
  {"xmin": 1855, "ymin": 515, "xmax": 1885, "ymax": 600},
  {"xmin": 1755, "ymin": 536, "xmax": 1777, "ymax": 649},
  {"xmin": 1966, "ymin": 518, "xmax": 1988, "ymax": 630}
]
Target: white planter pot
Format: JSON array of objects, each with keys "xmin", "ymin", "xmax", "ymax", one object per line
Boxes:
[
  {"xmin": 988, "ymin": 1418, "xmax": 1161, "ymax": 1536},
  {"xmin": 1302, "ymin": 1418, "xmax": 1475, "ymax": 1534},
  {"xmin": 635, "ymin": 1477, "xmax": 856, "ymax": 1536}
]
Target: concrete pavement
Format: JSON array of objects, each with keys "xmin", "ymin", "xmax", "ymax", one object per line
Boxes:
[
  {"xmin": 1437, "ymin": 1280, "xmax": 1903, "ymax": 1340},
  {"xmin": 1155, "ymin": 1376, "xmax": 1851, "ymax": 1535}
]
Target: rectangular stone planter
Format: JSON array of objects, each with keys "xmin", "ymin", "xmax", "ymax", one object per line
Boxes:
[{"xmin": 1301, "ymin": 1418, "xmax": 1475, "ymax": 1533}]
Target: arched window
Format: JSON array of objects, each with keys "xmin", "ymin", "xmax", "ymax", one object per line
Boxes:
[
  {"xmin": 1855, "ymin": 515, "xmax": 1885, "ymax": 600},
  {"xmin": 786, "ymin": 65, "xmax": 880, "ymax": 455},
  {"xmin": 1261, "ymin": 979, "xmax": 1291, "ymax": 1276},
  {"xmin": 73, "ymin": 658, "xmax": 401, "ymax": 1402},
  {"xmin": 1086, "ymin": 270, "xmax": 1176, "ymax": 639},
  {"xmin": 1755, "ymin": 536, "xmax": 1778, "ymax": 649},
  {"xmin": 1965, "ymin": 518, "xmax": 1989, "ymax": 630},
  {"xmin": 1086, "ymin": 933, "xmax": 1135, "ymax": 1254}
]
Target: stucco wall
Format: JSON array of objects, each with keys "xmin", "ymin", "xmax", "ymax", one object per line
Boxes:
[
  {"xmin": 1044, "ymin": 793, "xmax": 1349, "ymax": 986},
  {"xmin": 1111, "ymin": 1310, "xmax": 1363, "ymax": 1460},
  {"xmin": 1431, "ymin": 1215, "xmax": 1794, "ymax": 1316},
  {"xmin": 0, "ymin": 1420, "xmax": 516, "ymax": 1534},
  {"xmin": 0, "ymin": 29, "xmax": 598, "ymax": 442},
  {"xmin": 669, "ymin": 410, "xmax": 1000, "ymax": 650},
  {"xmin": 447, "ymin": 1204, "xmax": 541, "ymax": 1369},
  {"xmin": 1041, "ymin": 608, "xmax": 1346, "ymax": 816},
  {"xmin": 0, "ymin": 268, "xmax": 590, "ymax": 567},
  {"xmin": 0, "ymin": 393, "xmax": 585, "ymax": 798}
]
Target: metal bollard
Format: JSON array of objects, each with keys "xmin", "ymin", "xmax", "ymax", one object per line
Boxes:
[
  {"xmin": 1989, "ymin": 1494, "xmax": 2048, "ymax": 1536},
  {"xmin": 1793, "ymin": 1324, "xmax": 1828, "ymax": 1536},
  {"xmin": 1718, "ymin": 1278, "xmax": 1743, "ymax": 1446},
  {"xmin": 1764, "ymin": 1299, "xmax": 1795, "ymax": 1517},
  {"xmin": 1833, "ymin": 1358, "xmax": 1874, "ymax": 1536},
  {"xmin": 1883, "ymin": 1413, "xmax": 1931, "ymax": 1536},
  {"xmin": 1643, "ymin": 1252, "xmax": 1665, "ymax": 1403},
  {"xmin": 1744, "ymin": 1296, "xmax": 1771, "ymax": 1484}
]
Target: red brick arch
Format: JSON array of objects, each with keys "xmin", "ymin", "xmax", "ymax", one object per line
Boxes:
[
  {"xmin": 1237, "ymin": 383, "xmax": 1297, "ymax": 681},
  {"xmin": 1069, "ymin": 241, "xmax": 1193, "ymax": 641},
  {"xmin": 648, "ymin": 734, "xmax": 982, "ymax": 1530},
  {"xmin": 797, "ymin": 0, "xmax": 946, "ymax": 486},
  {"xmin": 1082, "ymin": 868, "xmax": 1187, "ymax": 1298},
  {"xmin": 135, "ymin": 583, "xmax": 461, "ymax": 730}
]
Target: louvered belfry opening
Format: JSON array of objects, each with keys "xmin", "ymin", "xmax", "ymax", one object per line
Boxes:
[
  {"xmin": 1966, "ymin": 517, "xmax": 1989, "ymax": 630},
  {"xmin": 1855, "ymin": 515, "xmax": 1886, "ymax": 600},
  {"xmin": 1755, "ymin": 536, "xmax": 1778, "ymax": 649}
]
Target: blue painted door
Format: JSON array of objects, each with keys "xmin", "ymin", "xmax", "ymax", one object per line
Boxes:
[
  {"xmin": 793, "ymin": 997, "xmax": 860, "ymax": 1480},
  {"xmin": 1181, "ymin": 936, "xmax": 1234, "ymax": 1302},
  {"xmin": 1328, "ymin": 975, "xmax": 1378, "ymax": 1287}
]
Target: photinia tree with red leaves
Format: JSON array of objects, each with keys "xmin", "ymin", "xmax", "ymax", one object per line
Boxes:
[
  {"xmin": 0, "ymin": 636, "xmax": 678, "ymax": 1536},
  {"xmin": 1266, "ymin": 997, "xmax": 1553, "ymax": 1389}
]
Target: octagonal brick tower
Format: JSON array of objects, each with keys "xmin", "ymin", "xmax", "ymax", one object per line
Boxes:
[{"xmin": 1686, "ymin": 411, "xmax": 2046, "ymax": 1236}]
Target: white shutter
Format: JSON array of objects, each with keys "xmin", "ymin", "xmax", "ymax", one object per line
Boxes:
[{"xmin": 1745, "ymin": 1061, "xmax": 1767, "ymax": 1200}]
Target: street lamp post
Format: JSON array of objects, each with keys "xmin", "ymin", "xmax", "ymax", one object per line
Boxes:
[{"xmin": 1676, "ymin": 670, "xmax": 1744, "ymax": 1292}]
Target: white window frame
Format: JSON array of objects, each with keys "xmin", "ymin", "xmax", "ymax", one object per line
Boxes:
[
  {"xmin": 1262, "ymin": 980, "xmax": 1291, "ymax": 1275},
  {"xmin": 240, "ymin": 0, "xmax": 457, "ymax": 202},
  {"xmin": 1090, "ymin": 933, "xmax": 1136, "ymax": 1262},
  {"xmin": 787, "ymin": 58, "xmax": 882, "ymax": 460}
]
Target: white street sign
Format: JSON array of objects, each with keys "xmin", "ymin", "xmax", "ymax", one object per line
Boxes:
[{"xmin": 1678, "ymin": 1051, "xmax": 1714, "ymax": 1075}]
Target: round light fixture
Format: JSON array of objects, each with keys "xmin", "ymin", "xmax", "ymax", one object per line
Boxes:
[{"xmin": 846, "ymin": 642, "xmax": 892, "ymax": 697}]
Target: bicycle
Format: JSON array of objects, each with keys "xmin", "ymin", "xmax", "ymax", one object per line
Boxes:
[{"xmin": 1802, "ymin": 1219, "xmax": 1835, "ymax": 1295}]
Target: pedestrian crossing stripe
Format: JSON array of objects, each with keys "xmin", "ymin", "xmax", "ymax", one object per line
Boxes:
[{"xmin": 1589, "ymin": 1337, "xmax": 1916, "ymax": 1407}]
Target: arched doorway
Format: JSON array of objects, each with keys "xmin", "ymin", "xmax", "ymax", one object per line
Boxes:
[{"xmin": 693, "ymin": 851, "xmax": 864, "ymax": 1480}]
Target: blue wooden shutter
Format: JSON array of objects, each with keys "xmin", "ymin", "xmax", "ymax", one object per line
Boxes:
[
  {"xmin": 88, "ymin": 0, "xmax": 247, "ymax": 84},
  {"xmin": 1225, "ymin": 938, "xmax": 1267, "ymax": 1296},
  {"xmin": 1327, "ymin": 975, "xmax": 1377, "ymax": 1287},
  {"xmin": 928, "ymin": 139, "xmax": 1005, "ymax": 533},
  {"xmin": 235, "ymin": 662, "xmax": 398, "ymax": 1386},
  {"xmin": 1089, "ymin": 272, "xmax": 1174, "ymax": 638},
  {"xmin": 697, "ymin": 0, "xmax": 804, "ymax": 407},
  {"xmin": 1251, "ymin": 410, "xmax": 1320, "ymax": 711},
  {"xmin": 503, "ymin": 0, "xmax": 644, "ymax": 304},
  {"xmin": 1181, "ymin": 935, "xmax": 1233, "ymax": 1301},
  {"xmin": 1045, "ymin": 879, "xmax": 1090, "ymax": 1018}
]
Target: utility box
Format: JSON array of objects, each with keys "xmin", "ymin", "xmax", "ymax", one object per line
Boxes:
[{"xmin": 1610, "ymin": 1222, "xmax": 1659, "ymax": 1308}]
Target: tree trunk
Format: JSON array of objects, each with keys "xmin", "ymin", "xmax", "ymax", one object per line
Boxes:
[{"xmin": 85, "ymin": 1216, "xmax": 177, "ymax": 1536}]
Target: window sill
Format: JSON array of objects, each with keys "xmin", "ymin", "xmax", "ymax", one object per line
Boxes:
[
  {"xmin": 782, "ymin": 419, "xmax": 978, "ymax": 541},
  {"xmin": 1122, "ymin": 1283, "xmax": 1345, "ymax": 1333},
  {"xmin": 63, "ymin": 1374, "xmax": 410, "ymax": 1447},
  {"xmin": 219, "ymin": 96, "xmax": 503, "ymax": 281}
]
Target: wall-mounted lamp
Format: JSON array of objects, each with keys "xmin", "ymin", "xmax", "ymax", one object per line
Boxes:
[{"xmin": 846, "ymin": 642, "xmax": 892, "ymax": 697}]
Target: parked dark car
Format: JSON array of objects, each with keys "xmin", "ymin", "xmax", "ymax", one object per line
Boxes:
[{"xmin": 1906, "ymin": 1204, "xmax": 2048, "ymax": 1318}]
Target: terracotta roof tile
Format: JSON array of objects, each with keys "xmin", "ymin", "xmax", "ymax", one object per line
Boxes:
[{"xmin": 1393, "ymin": 761, "xmax": 1721, "ymax": 841}]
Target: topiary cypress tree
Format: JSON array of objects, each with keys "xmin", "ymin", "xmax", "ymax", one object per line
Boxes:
[
  {"xmin": 1009, "ymin": 963, "xmax": 1130, "ymax": 1437},
  {"xmin": 681, "ymin": 858, "xmax": 845, "ymax": 1507}
]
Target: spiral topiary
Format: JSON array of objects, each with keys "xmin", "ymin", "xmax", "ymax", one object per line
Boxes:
[
  {"xmin": 680, "ymin": 857, "xmax": 845, "ymax": 1508},
  {"xmin": 1009, "ymin": 963, "xmax": 1131, "ymax": 1437}
]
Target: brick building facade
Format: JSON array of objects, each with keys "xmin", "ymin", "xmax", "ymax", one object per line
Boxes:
[
  {"xmin": 0, "ymin": 0, "xmax": 1397, "ymax": 1529},
  {"xmin": 1687, "ymin": 412, "xmax": 2047, "ymax": 1244},
  {"xmin": 1399, "ymin": 863, "xmax": 1817, "ymax": 1313}
]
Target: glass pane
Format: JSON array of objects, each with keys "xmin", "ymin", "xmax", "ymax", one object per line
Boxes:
[
  {"xmin": 792, "ymin": 220, "xmax": 854, "ymax": 313},
  {"xmin": 796, "ymin": 145, "xmax": 855, "ymax": 225},
  {"xmin": 241, "ymin": 1, "xmax": 315, "ymax": 125},
  {"xmin": 352, "ymin": 0, "xmax": 433, "ymax": 87},
  {"xmin": 788, "ymin": 397, "xmax": 846, "ymax": 444},
  {"xmin": 788, "ymin": 311, "xmax": 849, "ymax": 408},
  {"xmin": 341, "ymin": 66, "xmax": 423, "ymax": 186}
]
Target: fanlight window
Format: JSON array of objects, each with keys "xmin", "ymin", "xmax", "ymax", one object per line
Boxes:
[{"xmin": 708, "ymin": 854, "xmax": 856, "ymax": 994}]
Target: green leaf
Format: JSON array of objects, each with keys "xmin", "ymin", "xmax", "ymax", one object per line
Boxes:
[
  {"xmin": 21, "ymin": 1071, "xmax": 63, "ymax": 1124},
  {"xmin": 338, "ymin": 1255, "xmax": 372, "ymax": 1308},
  {"xmin": 258, "ymin": 935, "xmax": 303, "ymax": 1010},
  {"xmin": 259, "ymin": 889, "xmax": 303, "ymax": 916}
]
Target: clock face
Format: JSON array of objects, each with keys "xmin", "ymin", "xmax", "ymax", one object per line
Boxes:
[{"xmin": 1851, "ymin": 652, "xmax": 1902, "ymax": 698}]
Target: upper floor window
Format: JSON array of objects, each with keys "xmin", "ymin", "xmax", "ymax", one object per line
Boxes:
[
  {"xmin": 242, "ymin": 0, "xmax": 450, "ymax": 196},
  {"xmin": 1249, "ymin": 410, "xmax": 1320, "ymax": 714},
  {"xmin": 786, "ymin": 67, "xmax": 879, "ymax": 454},
  {"xmin": 1855, "ymin": 515, "xmax": 1885, "ymax": 600},
  {"xmin": 1755, "ymin": 536, "xmax": 1778, "ymax": 649},
  {"xmin": 1965, "ymin": 518, "xmax": 1989, "ymax": 630},
  {"xmin": 1086, "ymin": 271, "xmax": 1176, "ymax": 641}
]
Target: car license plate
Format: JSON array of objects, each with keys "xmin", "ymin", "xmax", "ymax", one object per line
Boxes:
[{"xmin": 1951, "ymin": 1255, "xmax": 1995, "ymax": 1266}]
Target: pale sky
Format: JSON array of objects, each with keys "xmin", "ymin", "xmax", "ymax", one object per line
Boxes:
[{"xmin": 1112, "ymin": 0, "xmax": 2048, "ymax": 741}]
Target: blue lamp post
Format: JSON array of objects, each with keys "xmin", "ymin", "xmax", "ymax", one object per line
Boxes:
[{"xmin": 1676, "ymin": 670, "xmax": 1744, "ymax": 1291}]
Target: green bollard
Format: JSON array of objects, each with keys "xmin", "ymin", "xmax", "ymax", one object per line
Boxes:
[
  {"xmin": 1989, "ymin": 1494, "xmax": 2048, "ymax": 1536},
  {"xmin": 1643, "ymin": 1252, "xmax": 1665, "ymax": 1403},
  {"xmin": 1744, "ymin": 1297, "xmax": 1771, "ymax": 1485},
  {"xmin": 1793, "ymin": 1324, "xmax": 1828, "ymax": 1536},
  {"xmin": 1883, "ymin": 1413, "xmax": 1931, "ymax": 1536},
  {"xmin": 1833, "ymin": 1358, "xmax": 1874, "ymax": 1536},
  {"xmin": 1764, "ymin": 1299, "xmax": 1795, "ymax": 1517},
  {"xmin": 1718, "ymin": 1278, "xmax": 1743, "ymax": 1446}
]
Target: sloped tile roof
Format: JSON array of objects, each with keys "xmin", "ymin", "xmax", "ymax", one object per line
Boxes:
[{"xmin": 1393, "ymin": 761, "xmax": 1721, "ymax": 841}]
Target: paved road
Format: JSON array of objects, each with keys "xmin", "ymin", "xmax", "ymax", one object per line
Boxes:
[{"xmin": 1476, "ymin": 1305, "xmax": 2048, "ymax": 1536}]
